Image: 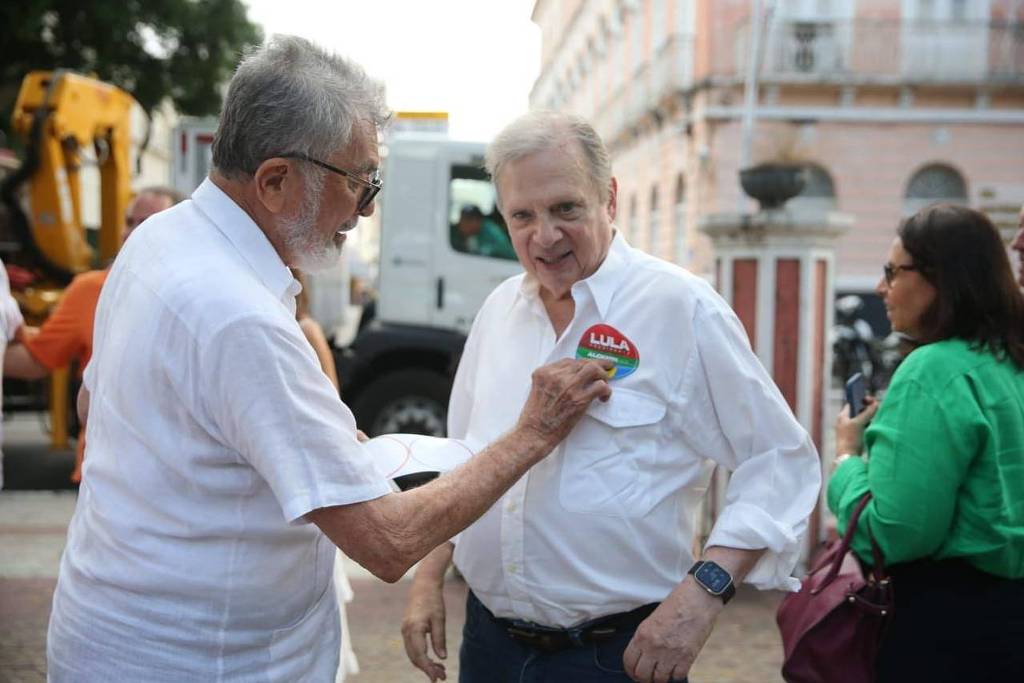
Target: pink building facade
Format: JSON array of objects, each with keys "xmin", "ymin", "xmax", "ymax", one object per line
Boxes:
[{"xmin": 530, "ymin": 0, "xmax": 1024, "ymax": 306}]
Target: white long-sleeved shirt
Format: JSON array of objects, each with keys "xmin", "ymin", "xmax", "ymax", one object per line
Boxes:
[
  {"xmin": 450, "ymin": 232, "xmax": 821, "ymax": 628},
  {"xmin": 47, "ymin": 179, "xmax": 391, "ymax": 682}
]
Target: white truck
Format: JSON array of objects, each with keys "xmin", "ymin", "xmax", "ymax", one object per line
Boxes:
[{"xmin": 172, "ymin": 121, "xmax": 520, "ymax": 436}]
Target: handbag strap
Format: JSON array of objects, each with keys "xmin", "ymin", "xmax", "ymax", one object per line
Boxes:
[{"xmin": 819, "ymin": 492, "xmax": 887, "ymax": 587}]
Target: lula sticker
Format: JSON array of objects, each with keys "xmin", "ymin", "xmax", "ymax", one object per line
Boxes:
[{"xmin": 576, "ymin": 323, "xmax": 639, "ymax": 380}]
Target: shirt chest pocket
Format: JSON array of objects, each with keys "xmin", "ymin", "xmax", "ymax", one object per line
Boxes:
[{"xmin": 558, "ymin": 387, "xmax": 667, "ymax": 518}]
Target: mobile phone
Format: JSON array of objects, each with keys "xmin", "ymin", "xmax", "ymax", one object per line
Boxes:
[{"xmin": 845, "ymin": 373, "xmax": 866, "ymax": 416}]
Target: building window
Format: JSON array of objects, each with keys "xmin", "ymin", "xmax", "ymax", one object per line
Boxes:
[
  {"xmin": 648, "ymin": 186, "xmax": 660, "ymax": 253},
  {"xmin": 673, "ymin": 174, "xmax": 688, "ymax": 265},
  {"xmin": 904, "ymin": 163, "xmax": 968, "ymax": 215}
]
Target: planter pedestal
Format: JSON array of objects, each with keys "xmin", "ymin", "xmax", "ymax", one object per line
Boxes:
[{"xmin": 696, "ymin": 208, "xmax": 853, "ymax": 562}]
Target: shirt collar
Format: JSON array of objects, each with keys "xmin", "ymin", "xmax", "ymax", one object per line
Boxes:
[
  {"xmin": 515, "ymin": 229, "xmax": 632, "ymax": 319},
  {"xmin": 191, "ymin": 178, "xmax": 298, "ymax": 302}
]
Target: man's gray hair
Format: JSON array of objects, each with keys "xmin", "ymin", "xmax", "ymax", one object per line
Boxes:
[
  {"xmin": 485, "ymin": 111, "xmax": 612, "ymax": 207},
  {"xmin": 212, "ymin": 35, "xmax": 389, "ymax": 179}
]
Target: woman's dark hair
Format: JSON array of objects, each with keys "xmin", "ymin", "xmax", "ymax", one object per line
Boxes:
[{"xmin": 898, "ymin": 203, "xmax": 1024, "ymax": 369}]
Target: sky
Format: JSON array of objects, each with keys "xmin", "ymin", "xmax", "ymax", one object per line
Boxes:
[{"xmin": 242, "ymin": 0, "xmax": 542, "ymax": 142}]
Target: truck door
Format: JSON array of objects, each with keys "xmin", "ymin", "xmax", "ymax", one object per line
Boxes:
[
  {"xmin": 376, "ymin": 142, "xmax": 442, "ymax": 327},
  {"xmin": 431, "ymin": 146, "xmax": 522, "ymax": 333}
]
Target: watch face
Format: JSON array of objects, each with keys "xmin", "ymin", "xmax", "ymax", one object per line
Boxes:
[{"xmin": 695, "ymin": 562, "xmax": 732, "ymax": 594}]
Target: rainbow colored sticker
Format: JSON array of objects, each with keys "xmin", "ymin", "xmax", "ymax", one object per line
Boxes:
[{"xmin": 576, "ymin": 323, "xmax": 639, "ymax": 380}]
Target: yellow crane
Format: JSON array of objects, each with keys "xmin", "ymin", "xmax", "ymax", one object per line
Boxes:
[{"xmin": 2, "ymin": 70, "xmax": 138, "ymax": 447}]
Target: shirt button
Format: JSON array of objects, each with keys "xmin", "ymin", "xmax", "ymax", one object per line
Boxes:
[
  {"xmin": 506, "ymin": 501, "xmax": 517, "ymax": 513},
  {"xmin": 507, "ymin": 564, "xmax": 518, "ymax": 574}
]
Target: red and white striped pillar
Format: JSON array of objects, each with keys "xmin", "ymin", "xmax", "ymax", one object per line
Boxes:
[{"xmin": 698, "ymin": 209, "xmax": 852, "ymax": 558}]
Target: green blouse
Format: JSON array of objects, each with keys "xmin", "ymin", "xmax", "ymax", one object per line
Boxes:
[{"xmin": 828, "ymin": 338, "xmax": 1024, "ymax": 578}]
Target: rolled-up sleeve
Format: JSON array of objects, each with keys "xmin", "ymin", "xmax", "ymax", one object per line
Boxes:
[{"xmin": 692, "ymin": 303, "xmax": 822, "ymax": 591}]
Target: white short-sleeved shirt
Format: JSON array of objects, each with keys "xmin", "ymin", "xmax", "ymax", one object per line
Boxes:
[
  {"xmin": 0, "ymin": 258, "xmax": 25, "ymax": 489},
  {"xmin": 47, "ymin": 179, "xmax": 392, "ymax": 682},
  {"xmin": 450, "ymin": 232, "xmax": 822, "ymax": 628}
]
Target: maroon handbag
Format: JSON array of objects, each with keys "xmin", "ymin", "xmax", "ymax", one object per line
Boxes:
[{"xmin": 776, "ymin": 493, "xmax": 893, "ymax": 683}]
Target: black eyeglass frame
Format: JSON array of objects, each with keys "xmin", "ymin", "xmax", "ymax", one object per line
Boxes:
[
  {"xmin": 883, "ymin": 262, "xmax": 918, "ymax": 286},
  {"xmin": 279, "ymin": 152, "xmax": 382, "ymax": 212}
]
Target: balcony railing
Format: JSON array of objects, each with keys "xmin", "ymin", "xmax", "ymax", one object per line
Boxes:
[{"xmin": 730, "ymin": 19, "xmax": 1023, "ymax": 84}]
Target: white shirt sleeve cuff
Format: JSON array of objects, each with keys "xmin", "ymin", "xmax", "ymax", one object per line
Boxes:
[
  {"xmin": 285, "ymin": 481, "xmax": 393, "ymax": 525},
  {"xmin": 705, "ymin": 502, "xmax": 807, "ymax": 592}
]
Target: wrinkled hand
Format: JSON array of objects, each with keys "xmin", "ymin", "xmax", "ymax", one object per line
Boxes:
[
  {"xmin": 834, "ymin": 395, "xmax": 880, "ymax": 455},
  {"xmin": 623, "ymin": 582, "xmax": 722, "ymax": 683},
  {"xmin": 401, "ymin": 581, "xmax": 448, "ymax": 682},
  {"xmin": 517, "ymin": 358, "xmax": 613, "ymax": 445}
]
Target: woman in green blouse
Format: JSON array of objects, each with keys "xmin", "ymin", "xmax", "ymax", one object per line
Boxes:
[{"xmin": 829, "ymin": 204, "xmax": 1024, "ymax": 682}]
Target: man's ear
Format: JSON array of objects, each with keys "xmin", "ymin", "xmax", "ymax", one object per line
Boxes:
[
  {"xmin": 253, "ymin": 158, "xmax": 294, "ymax": 214},
  {"xmin": 606, "ymin": 177, "xmax": 618, "ymax": 222}
]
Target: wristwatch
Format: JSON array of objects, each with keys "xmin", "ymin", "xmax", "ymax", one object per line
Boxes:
[{"xmin": 688, "ymin": 560, "xmax": 735, "ymax": 604}]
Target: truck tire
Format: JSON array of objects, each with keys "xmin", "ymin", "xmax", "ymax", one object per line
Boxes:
[{"xmin": 353, "ymin": 369, "xmax": 451, "ymax": 438}]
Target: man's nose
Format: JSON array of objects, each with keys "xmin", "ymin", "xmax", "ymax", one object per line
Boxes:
[{"xmin": 534, "ymin": 215, "xmax": 561, "ymax": 247}]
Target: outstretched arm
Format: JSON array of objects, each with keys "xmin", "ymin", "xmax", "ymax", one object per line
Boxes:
[{"xmin": 310, "ymin": 358, "xmax": 613, "ymax": 583}]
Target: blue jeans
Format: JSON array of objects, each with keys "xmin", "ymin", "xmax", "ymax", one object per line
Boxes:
[{"xmin": 459, "ymin": 591, "xmax": 689, "ymax": 683}]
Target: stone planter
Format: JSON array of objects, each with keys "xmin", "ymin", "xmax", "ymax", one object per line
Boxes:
[{"xmin": 739, "ymin": 163, "xmax": 808, "ymax": 210}]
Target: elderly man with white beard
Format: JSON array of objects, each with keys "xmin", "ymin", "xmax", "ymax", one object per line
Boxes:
[{"xmin": 46, "ymin": 36, "xmax": 614, "ymax": 683}]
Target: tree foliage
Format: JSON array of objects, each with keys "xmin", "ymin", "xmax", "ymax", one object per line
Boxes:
[{"xmin": 0, "ymin": 0, "xmax": 263, "ymax": 138}]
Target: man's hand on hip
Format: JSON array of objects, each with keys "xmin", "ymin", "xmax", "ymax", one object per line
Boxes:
[
  {"xmin": 624, "ymin": 547, "xmax": 762, "ymax": 683},
  {"xmin": 623, "ymin": 580, "xmax": 723, "ymax": 683}
]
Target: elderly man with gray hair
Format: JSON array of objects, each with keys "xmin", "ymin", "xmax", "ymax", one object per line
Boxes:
[
  {"xmin": 401, "ymin": 111, "xmax": 821, "ymax": 683},
  {"xmin": 46, "ymin": 37, "xmax": 612, "ymax": 682}
]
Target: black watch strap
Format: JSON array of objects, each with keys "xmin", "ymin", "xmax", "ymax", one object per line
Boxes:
[{"xmin": 688, "ymin": 560, "xmax": 736, "ymax": 605}]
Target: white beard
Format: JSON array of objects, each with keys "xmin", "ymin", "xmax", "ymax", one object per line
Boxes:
[{"xmin": 280, "ymin": 174, "xmax": 343, "ymax": 272}]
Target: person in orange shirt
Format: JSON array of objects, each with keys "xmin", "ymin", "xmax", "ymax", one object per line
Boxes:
[{"xmin": 4, "ymin": 186, "xmax": 182, "ymax": 482}]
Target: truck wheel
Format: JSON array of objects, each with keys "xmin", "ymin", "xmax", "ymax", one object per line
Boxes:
[{"xmin": 353, "ymin": 370, "xmax": 451, "ymax": 438}]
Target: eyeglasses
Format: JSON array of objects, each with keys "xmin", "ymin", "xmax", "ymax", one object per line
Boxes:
[
  {"xmin": 280, "ymin": 153, "xmax": 382, "ymax": 213},
  {"xmin": 883, "ymin": 262, "xmax": 918, "ymax": 286}
]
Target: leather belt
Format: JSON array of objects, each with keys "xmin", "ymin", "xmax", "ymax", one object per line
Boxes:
[{"xmin": 480, "ymin": 597, "xmax": 660, "ymax": 654}]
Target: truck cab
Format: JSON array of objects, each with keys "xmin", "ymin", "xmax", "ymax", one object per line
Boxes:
[{"xmin": 340, "ymin": 134, "xmax": 521, "ymax": 436}]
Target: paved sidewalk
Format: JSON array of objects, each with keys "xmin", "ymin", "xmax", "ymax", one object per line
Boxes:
[{"xmin": 0, "ymin": 490, "xmax": 786, "ymax": 682}]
